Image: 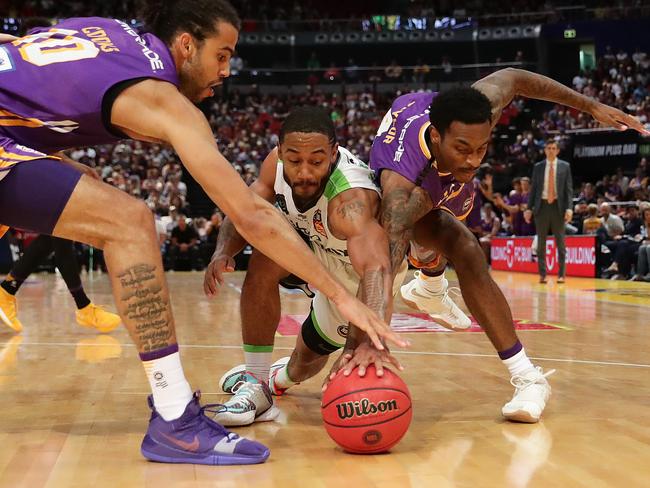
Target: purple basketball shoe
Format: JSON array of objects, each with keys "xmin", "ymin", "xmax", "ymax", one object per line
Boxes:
[{"xmin": 141, "ymin": 391, "xmax": 270, "ymax": 465}]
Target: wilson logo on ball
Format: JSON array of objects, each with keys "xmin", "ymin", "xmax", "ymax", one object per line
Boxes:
[{"xmin": 336, "ymin": 398, "xmax": 398, "ymax": 419}]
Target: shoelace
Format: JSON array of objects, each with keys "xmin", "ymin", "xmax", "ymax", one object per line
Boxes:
[
  {"xmin": 88, "ymin": 304, "xmax": 110, "ymax": 318},
  {"xmin": 510, "ymin": 368, "xmax": 556, "ymax": 391},
  {"xmin": 442, "ymin": 287, "xmax": 467, "ymax": 318},
  {"xmin": 198, "ymin": 403, "xmax": 241, "ymax": 443},
  {"xmin": 230, "ymin": 371, "xmax": 265, "ymax": 395},
  {"xmin": 447, "ymin": 287, "xmax": 462, "ymax": 299}
]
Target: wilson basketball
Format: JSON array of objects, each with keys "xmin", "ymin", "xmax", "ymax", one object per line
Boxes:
[{"xmin": 321, "ymin": 365, "xmax": 412, "ymax": 454}]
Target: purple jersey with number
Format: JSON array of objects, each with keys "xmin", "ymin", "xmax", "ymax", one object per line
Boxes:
[
  {"xmin": 0, "ymin": 17, "xmax": 178, "ymax": 155},
  {"xmin": 370, "ymin": 91, "xmax": 475, "ymax": 220}
]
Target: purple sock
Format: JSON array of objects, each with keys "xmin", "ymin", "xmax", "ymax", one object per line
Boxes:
[
  {"xmin": 139, "ymin": 343, "xmax": 179, "ymax": 362},
  {"xmin": 498, "ymin": 340, "xmax": 523, "ymax": 360}
]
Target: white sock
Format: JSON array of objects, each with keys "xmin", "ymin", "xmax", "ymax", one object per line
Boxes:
[
  {"xmin": 142, "ymin": 351, "xmax": 193, "ymax": 421},
  {"xmin": 417, "ymin": 271, "xmax": 447, "ymax": 295},
  {"xmin": 244, "ymin": 344, "xmax": 273, "ymax": 384},
  {"xmin": 274, "ymin": 364, "xmax": 297, "ymax": 389},
  {"xmin": 502, "ymin": 348, "xmax": 535, "ymax": 377}
]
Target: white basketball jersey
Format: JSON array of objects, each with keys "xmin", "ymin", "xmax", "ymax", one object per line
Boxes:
[{"xmin": 273, "ymin": 147, "xmax": 380, "ymax": 264}]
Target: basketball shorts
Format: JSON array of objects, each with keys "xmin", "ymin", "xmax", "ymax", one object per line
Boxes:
[
  {"xmin": 288, "ymin": 244, "xmax": 408, "ymax": 355},
  {"xmin": 0, "ymin": 137, "xmax": 82, "ymax": 237}
]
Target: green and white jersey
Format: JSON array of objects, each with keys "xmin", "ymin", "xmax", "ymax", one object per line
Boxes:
[{"xmin": 274, "ymin": 147, "xmax": 379, "ymax": 264}]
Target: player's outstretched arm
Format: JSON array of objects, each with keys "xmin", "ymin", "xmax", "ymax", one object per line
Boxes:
[
  {"xmin": 380, "ymin": 170, "xmax": 434, "ymax": 279},
  {"xmin": 474, "ymin": 68, "xmax": 650, "ymax": 135},
  {"xmin": 110, "ymin": 80, "xmax": 407, "ymax": 349},
  {"xmin": 203, "ymin": 148, "xmax": 278, "ymax": 296},
  {"xmin": 325, "ymin": 188, "xmax": 406, "ymax": 380}
]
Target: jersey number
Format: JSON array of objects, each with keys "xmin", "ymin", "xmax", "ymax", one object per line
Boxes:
[{"xmin": 13, "ymin": 28, "xmax": 99, "ymax": 67}]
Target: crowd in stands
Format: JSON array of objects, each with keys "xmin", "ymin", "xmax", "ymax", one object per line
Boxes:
[
  {"xmin": 471, "ymin": 160, "xmax": 650, "ymax": 280},
  {"xmin": 3, "ymin": 30, "xmax": 649, "ymax": 278},
  {"xmin": 469, "ymin": 46, "xmax": 650, "ymax": 279}
]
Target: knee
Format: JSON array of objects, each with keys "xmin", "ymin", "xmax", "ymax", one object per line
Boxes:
[
  {"xmin": 243, "ymin": 251, "xmax": 286, "ymax": 285},
  {"xmin": 112, "ymin": 199, "xmax": 155, "ymax": 241},
  {"xmin": 131, "ymin": 200, "xmax": 156, "ymax": 233},
  {"xmin": 447, "ymin": 228, "xmax": 484, "ymax": 264}
]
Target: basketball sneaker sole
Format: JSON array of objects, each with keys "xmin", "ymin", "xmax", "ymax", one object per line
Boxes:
[{"xmin": 141, "ymin": 435, "xmax": 270, "ymax": 465}]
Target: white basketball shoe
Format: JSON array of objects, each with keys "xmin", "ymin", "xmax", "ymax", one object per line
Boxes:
[
  {"xmin": 210, "ymin": 379, "xmax": 280, "ymax": 427},
  {"xmin": 400, "ymin": 271, "xmax": 472, "ymax": 330},
  {"xmin": 219, "ymin": 357, "xmax": 293, "ymax": 396},
  {"xmin": 502, "ymin": 367, "xmax": 555, "ymax": 423}
]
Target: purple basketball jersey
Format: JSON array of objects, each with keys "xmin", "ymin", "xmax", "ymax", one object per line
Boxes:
[
  {"xmin": 0, "ymin": 17, "xmax": 179, "ymax": 155},
  {"xmin": 370, "ymin": 92, "xmax": 474, "ymax": 220}
]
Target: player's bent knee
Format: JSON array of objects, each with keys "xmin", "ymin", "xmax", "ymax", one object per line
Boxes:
[
  {"xmin": 108, "ymin": 199, "xmax": 156, "ymax": 247},
  {"xmin": 245, "ymin": 249, "xmax": 289, "ymax": 281}
]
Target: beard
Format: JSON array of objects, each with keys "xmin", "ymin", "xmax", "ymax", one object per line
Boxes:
[{"xmin": 178, "ymin": 59, "xmax": 206, "ymax": 103}]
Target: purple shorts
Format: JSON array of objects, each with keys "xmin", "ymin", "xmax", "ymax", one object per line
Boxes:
[{"xmin": 0, "ymin": 158, "xmax": 82, "ymax": 235}]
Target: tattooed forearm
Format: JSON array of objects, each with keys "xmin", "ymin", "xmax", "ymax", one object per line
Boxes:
[
  {"xmin": 213, "ymin": 216, "xmax": 247, "ymax": 259},
  {"xmin": 345, "ymin": 268, "xmax": 388, "ymax": 350},
  {"xmin": 360, "ymin": 269, "xmax": 386, "ymax": 319},
  {"xmin": 117, "ymin": 264, "xmax": 172, "ymax": 353},
  {"xmin": 381, "ymin": 187, "xmax": 432, "ymax": 279}
]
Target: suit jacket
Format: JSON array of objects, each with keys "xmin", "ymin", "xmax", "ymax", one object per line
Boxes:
[{"xmin": 529, "ymin": 159, "xmax": 573, "ymax": 215}]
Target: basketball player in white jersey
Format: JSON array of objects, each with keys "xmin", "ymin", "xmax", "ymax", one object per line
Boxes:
[{"xmin": 203, "ymin": 107, "xmax": 407, "ymax": 426}]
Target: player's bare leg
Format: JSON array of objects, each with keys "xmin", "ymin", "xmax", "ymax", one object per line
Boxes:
[
  {"xmin": 53, "ymin": 175, "xmax": 269, "ymax": 463},
  {"xmin": 54, "ymin": 176, "xmax": 179, "ymax": 357},
  {"xmin": 412, "ymin": 209, "xmax": 554, "ymax": 423},
  {"xmin": 285, "ymin": 333, "xmax": 329, "ymax": 384},
  {"xmin": 215, "ymin": 249, "xmax": 289, "ymax": 426}
]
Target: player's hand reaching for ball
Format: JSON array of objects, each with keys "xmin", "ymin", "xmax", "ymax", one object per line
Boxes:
[
  {"xmin": 322, "ymin": 342, "xmax": 404, "ymax": 392},
  {"xmin": 330, "ymin": 290, "xmax": 409, "ymax": 351},
  {"xmin": 203, "ymin": 254, "xmax": 236, "ymax": 297},
  {"xmin": 590, "ymin": 102, "xmax": 650, "ymax": 135}
]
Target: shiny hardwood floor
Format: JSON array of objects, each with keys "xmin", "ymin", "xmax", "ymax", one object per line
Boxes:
[{"xmin": 0, "ymin": 270, "xmax": 649, "ymax": 488}]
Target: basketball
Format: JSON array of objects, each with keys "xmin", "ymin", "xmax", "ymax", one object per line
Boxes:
[{"xmin": 321, "ymin": 365, "xmax": 413, "ymax": 454}]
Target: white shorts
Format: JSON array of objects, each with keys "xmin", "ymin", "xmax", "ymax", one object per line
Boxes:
[{"xmin": 305, "ymin": 245, "xmax": 408, "ymax": 351}]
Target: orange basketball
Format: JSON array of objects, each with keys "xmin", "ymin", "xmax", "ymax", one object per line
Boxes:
[{"xmin": 321, "ymin": 365, "xmax": 412, "ymax": 454}]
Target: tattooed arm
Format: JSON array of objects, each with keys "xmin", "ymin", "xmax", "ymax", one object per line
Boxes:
[
  {"xmin": 329, "ymin": 188, "xmax": 392, "ymax": 322},
  {"xmin": 112, "ymin": 80, "xmax": 405, "ymax": 349},
  {"xmin": 325, "ymin": 187, "xmax": 404, "ymax": 378},
  {"xmin": 380, "ymin": 170, "xmax": 434, "ymax": 280},
  {"xmin": 474, "ymin": 68, "xmax": 649, "ymax": 134},
  {"xmin": 203, "ymin": 148, "xmax": 278, "ymax": 296}
]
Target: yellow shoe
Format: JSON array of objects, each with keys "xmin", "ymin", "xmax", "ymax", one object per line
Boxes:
[
  {"xmin": 76, "ymin": 303, "xmax": 122, "ymax": 333},
  {"xmin": 0, "ymin": 288, "xmax": 23, "ymax": 333}
]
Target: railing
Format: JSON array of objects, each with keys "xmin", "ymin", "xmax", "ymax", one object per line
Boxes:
[{"xmin": 227, "ymin": 61, "xmax": 532, "ymax": 87}]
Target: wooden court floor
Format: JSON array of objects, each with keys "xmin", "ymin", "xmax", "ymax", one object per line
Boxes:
[{"xmin": 0, "ymin": 269, "xmax": 649, "ymax": 488}]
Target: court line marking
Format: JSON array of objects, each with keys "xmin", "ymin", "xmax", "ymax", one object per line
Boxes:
[
  {"xmin": 2, "ymin": 340, "xmax": 649, "ymax": 369},
  {"xmin": 227, "ymin": 283, "xmax": 242, "ymax": 293}
]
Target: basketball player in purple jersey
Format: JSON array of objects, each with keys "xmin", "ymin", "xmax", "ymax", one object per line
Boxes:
[
  {"xmin": 0, "ymin": 1, "xmax": 405, "ymax": 465},
  {"xmin": 370, "ymin": 71, "xmax": 647, "ymax": 423}
]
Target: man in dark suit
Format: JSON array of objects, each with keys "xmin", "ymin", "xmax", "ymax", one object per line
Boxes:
[{"xmin": 529, "ymin": 139, "xmax": 573, "ymax": 283}]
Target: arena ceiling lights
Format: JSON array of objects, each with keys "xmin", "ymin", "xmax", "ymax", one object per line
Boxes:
[{"xmin": 239, "ymin": 25, "xmax": 541, "ymax": 46}]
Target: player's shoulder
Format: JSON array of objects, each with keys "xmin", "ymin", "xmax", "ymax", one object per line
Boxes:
[
  {"xmin": 391, "ymin": 91, "xmax": 435, "ymax": 109},
  {"xmin": 54, "ymin": 16, "xmax": 126, "ymax": 35},
  {"xmin": 337, "ymin": 146, "xmax": 370, "ymax": 169}
]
